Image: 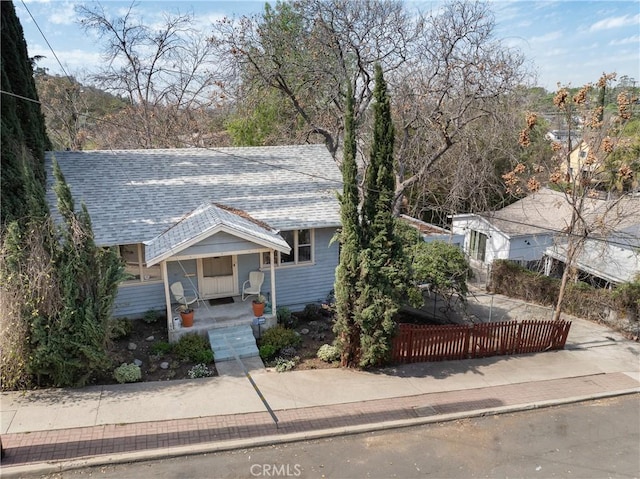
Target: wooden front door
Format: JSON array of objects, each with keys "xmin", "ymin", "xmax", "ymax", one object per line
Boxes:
[{"xmin": 197, "ymin": 255, "xmax": 238, "ymax": 298}]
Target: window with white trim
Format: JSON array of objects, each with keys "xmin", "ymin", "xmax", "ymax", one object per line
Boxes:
[
  {"xmin": 119, "ymin": 243, "xmax": 162, "ymax": 283},
  {"xmin": 261, "ymin": 229, "xmax": 314, "ymax": 267}
]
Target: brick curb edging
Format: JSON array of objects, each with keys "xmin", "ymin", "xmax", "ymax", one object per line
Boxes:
[{"xmin": 1, "ymin": 373, "xmax": 638, "ymax": 478}]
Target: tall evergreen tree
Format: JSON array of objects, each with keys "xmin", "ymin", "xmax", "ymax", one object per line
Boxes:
[
  {"xmin": 28, "ymin": 161, "xmax": 125, "ymax": 387},
  {"xmin": 1, "ymin": 1, "xmax": 50, "ymax": 224},
  {"xmin": 0, "ymin": 4, "xmax": 125, "ymax": 389},
  {"xmin": 333, "ymin": 86, "xmax": 363, "ymax": 367},
  {"xmin": 356, "ymin": 65, "xmax": 413, "ymax": 367}
]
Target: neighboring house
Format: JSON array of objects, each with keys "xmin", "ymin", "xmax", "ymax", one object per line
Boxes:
[
  {"xmin": 567, "ymin": 141, "xmax": 607, "ymax": 186},
  {"xmin": 545, "ymin": 130, "xmax": 572, "ymax": 143},
  {"xmin": 45, "ymin": 144, "xmax": 342, "ymax": 328},
  {"xmin": 452, "ymin": 187, "xmax": 640, "ymax": 286},
  {"xmin": 543, "ymin": 199, "xmax": 640, "ymax": 287},
  {"xmin": 400, "ymin": 215, "xmax": 464, "ymax": 247},
  {"xmin": 451, "ymin": 188, "xmax": 575, "ymax": 271}
]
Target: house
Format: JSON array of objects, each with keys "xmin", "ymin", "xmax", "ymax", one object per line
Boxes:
[
  {"xmin": 451, "ymin": 188, "xmax": 575, "ymax": 274},
  {"xmin": 544, "ymin": 130, "xmax": 572, "ymax": 143},
  {"xmin": 451, "ymin": 187, "xmax": 640, "ymax": 286},
  {"xmin": 543, "ymin": 198, "xmax": 640, "ymax": 287},
  {"xmin": 399, "ymin": 214, "xmax": 464, "ymax": 247},
  {"xmin": 45, "ymin": 144, "xmax": 342, "ymax": 340}
]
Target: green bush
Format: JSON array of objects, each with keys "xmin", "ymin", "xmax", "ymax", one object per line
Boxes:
[
  {"xmin": 259, "ymin": 344, "xmax": 278, "ymax": 362},
  {"xmin": 274, "ymin": 356, "xmax": 299, "ymax": 372},
  {"xmin": 150, "ymin": 341, "xmax": 173, "ymax": 356},
  {"xmin": 260, "ymin": 326, "xmax": 301, "ymax": 352},
  {"xmin": 187, "ymin": 363, "xmax": 213, "ymax": 379},
  {"xmin": 300, "ymin": 303, "xmax": 323, "ymax": 321},
  {"xmin": 174, "ymin": 333, "xmax": 214, "ymax": 363},
  {"xmin": 113, "ymin": 363, "xmax": 142, "ymax": 383},
  {"xmin": 142, "ymin": 309, "xmax": 160, "ymax": 324},
  {"xmin": 109, "ymin": 318, "xmax": 133, "ymax": 340},
  {"xmin": 277, "ymin": 306, "xmax": 297, "ymax": 328},
  {"xmin": 317, "ymin": 344, "xmax": 340, "ymax": 362}
]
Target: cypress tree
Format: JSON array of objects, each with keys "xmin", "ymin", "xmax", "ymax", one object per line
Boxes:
[
  {"xmin": 356, "ymin": 64, "xmax": 412, "ymax": 367},
  {"xmin": 28, "ymin": 161, "xmax": 125, "ymax": 387},
  {"xmin": 1, "ymin": 0, "xmax": 50, "ymax": 225},
  {"xmin": 333, "ymin": 85, "xmax": 362, "ymax": 367}
]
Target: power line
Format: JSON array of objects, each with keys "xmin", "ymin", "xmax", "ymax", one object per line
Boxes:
[
  {"xmin": 0, "ymin": 89, "xmax": 42, "ymax": 104},
  {"xmin": 20, "ymin": 0, "xmax": 73, "ymax": 81},
  {"xmin": 5, "ymin": 84, "xmax": 638, "ymax": 250},
  {"xmin": 5, "ymin": 86, "xmax": 638, "ymax": 250},
  {"xmin": 9, "ymin": 3, "xmax": 640, "ymax": 250}
]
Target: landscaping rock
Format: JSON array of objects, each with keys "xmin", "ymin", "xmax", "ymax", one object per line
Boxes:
[
  {"xmin": 127, "ymin": 342, "xmax": 137, "ymax": 351},
  {"xmin": 145, "ymin": 335, "xmax": 155, "ymax": 342},
  {"xmin": 160, "ymin": 362, "xmax": 169, "ymax": 369},
  {"xmin": 133, "ymin": 359, "xmax": 143, "ymax": 367}
]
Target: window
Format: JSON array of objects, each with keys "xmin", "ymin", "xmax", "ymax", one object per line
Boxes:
[
  {"xmin": 119, "ymin": 243, "xmax": 162, "ymax": 283},
  {"xmin": 468, "ymin": 230, "xmax": 487, "ymax": 261},
  {"xmin": 261, "ymin": 229, "xmax": 314, "ymax": 267}
]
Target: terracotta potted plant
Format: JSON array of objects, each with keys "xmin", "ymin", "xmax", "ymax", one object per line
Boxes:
[
  {"xmin": 252, "ymin": 294, "xmax": 266, "ymax": 317},
  {"xmin": 178, "ymin": 305, "xmax": 194, "ymax": 328}
]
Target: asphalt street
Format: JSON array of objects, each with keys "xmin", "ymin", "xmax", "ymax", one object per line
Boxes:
[{"xmin": 36, "ymin": 394, "xmax": 640, "ymax": 479}]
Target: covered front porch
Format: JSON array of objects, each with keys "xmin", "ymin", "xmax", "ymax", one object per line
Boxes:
[
  {"xmin": 167, "ymin": 295, "xmax": 277, "ymax": 343},
  {"xmin": 144, "ymin": 203, "xmax": 291, "ymax": 343}
]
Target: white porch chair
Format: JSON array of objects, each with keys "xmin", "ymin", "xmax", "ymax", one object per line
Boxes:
[
  {"xmin": 170, "ymin": 282, "xmax": 201, "ymax": 310},
  {"xmin": 242, "ymin": 271, "xmax": 264, "ymax": 301}
]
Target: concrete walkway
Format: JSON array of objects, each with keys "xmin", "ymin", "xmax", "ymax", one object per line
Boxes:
[{"xmin": 1, "ymin": 299, "xmax": 639, "ymax": 477}]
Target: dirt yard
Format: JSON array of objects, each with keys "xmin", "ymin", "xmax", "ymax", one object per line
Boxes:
[{"xmin": 101, "ymin": 309, "xmax": 338, "ymax": 386}]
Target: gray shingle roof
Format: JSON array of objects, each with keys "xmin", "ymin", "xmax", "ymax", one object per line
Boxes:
[
  {"xmin": 45, "ymin": 145, "xmax": 342, "ymax": 246},
  {"xmin": 479, "ymin": 188, "xmax": 575, "ymax": 237}
]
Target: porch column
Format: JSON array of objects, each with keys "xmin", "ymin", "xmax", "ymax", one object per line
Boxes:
[
  {"xmin": 270, "ymin": 250, "xmax": 277, "ymax": 315},
  {"xmin": 162, "ymin": 261, "xmax": 173, "ymax": 330},
  {"xmin": 543, "ymin": 255, "xmax": 552, "ymax": 277}
]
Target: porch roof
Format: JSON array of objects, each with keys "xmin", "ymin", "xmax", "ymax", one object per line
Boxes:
[{"xmin": 145, "ymin": 202, "xmax": 291, "ymax": 266}]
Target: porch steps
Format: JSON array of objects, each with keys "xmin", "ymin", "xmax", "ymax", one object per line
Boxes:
[{"xmin": 208, "ymin": 324, "xmax": 259, "ymax": 362}]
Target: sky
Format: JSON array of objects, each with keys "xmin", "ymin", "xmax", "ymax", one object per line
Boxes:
[{"xmin": 14, "ymin": 0, "xmax": 640, "ymax": 92}]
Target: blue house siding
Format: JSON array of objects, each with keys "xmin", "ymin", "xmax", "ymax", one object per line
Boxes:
[
  {"xmin": 262, "ymin": 228, "xmax": 339, "ymax": 311},
  {"xmin": 237, "ymin": 254, "xmax": 261, "ymax": 293},
  {"xmin": 179, "ymin": 231, "xmax": 261, "ymax": 257},
  {"xmin": 113, "ymin": 282, "xmax": 166, "ymax": 318},
  {"xmin": 112, "ymin": 227, "xmax": 339, "ymax": 317},
  {"xmin": 166, "ymin": 259, "xmax": 199, "ymax": 294}
]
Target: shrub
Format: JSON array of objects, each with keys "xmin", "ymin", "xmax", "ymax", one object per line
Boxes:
[
  {"xmin": 300, "ymin": 303, "xmax": 323, "ymax": 321},
  {"xmin": 317, "ymin": 344, "xmax": 340, "ymax": 363},
  {"xmin": 277, "ymin": 306, "xmax": 297, "ymax": 328},
  {"xmin": 259, "ymin": 344, "xmax": 278, "ymax": 362},
  {"xmin": 109, "ymin": 318, "xmax": 133, "ymax": 340},
  {"xmin": 187, "ymin": 363, "xmax": 213, "ymax": 379},
  {"xmin": 142, "ymin": 309, "xmax": 160, "ymax": 324},
  {"xmin": 321, "ymin": 292, "xmax": 336, "ymax": 317},
  {"xmin": 260, "ymin": 326, "xmax": 301, "ymax": 352},
  {"xmin": 192, "ymin": 349, "xmax": 215, "ymax": 364},
  {"xmin": 174, "ymin": 333, "xmax": 214, "ymax": 363},
  {"xmin": 274, "ymin": 356, "xmax": 299, "ymax": 372},
  {"xmin": 279, "ymin": 346, "xmax": 298, "ymax": 359},
  {"xmin": 150, "ymin": 341, "xmax": 173, "ymax": 356},
  {"xmin": 113, "ymin": 363, "xmax": 142, "ymax": 383}
]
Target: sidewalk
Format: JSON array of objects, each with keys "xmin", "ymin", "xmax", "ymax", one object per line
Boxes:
[{"xmin": 1, "ymin": 313, "xmax": 639, "ymax": 477}]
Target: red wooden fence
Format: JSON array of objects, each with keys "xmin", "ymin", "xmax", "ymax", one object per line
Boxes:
[{"xmin": 391, "ymin": 320, "xmax": 571, "ymax": 364}]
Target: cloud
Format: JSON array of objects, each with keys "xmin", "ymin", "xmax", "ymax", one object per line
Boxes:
[
  {"xmin": 590, "ymin": 13, "xmax": 640, "ymax": 32},
  {"xmin": 46, "ymin": 1, "xmax": 78, "ymax": 25},
  {"xmin": 609, "ymin": 34, "xmax": 640, "ymax": 46},
  {"xmin": 529, "ymin": 31, "xmax": 562, "ymax": 43}
]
